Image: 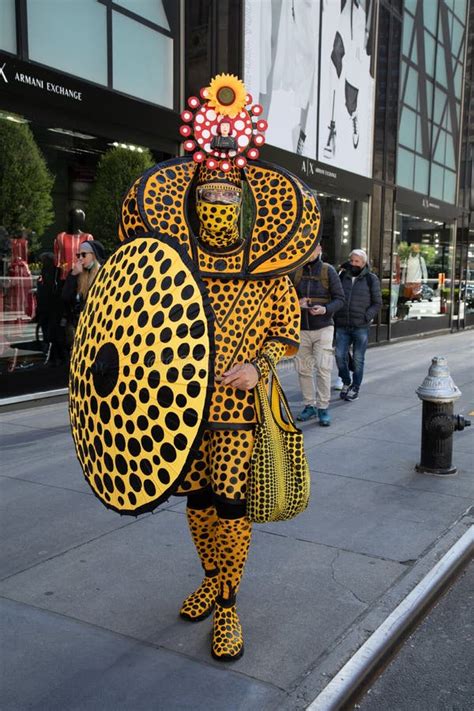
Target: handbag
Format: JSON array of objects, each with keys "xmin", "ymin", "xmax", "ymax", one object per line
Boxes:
[{"xmin": 247, "ymin": 355, "xmax": 311, "ymax": 523}]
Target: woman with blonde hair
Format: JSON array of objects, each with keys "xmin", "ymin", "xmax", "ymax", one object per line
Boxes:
[{"xmin": 62, "ymin": 240, "xmax": 105, "ymax": 343}]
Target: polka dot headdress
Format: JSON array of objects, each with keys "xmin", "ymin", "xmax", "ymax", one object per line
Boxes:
[{"xmin": 179, "ymin": 74, "xmax": 267, "ymax": 174}]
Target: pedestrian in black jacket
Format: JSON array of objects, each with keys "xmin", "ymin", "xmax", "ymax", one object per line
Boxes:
[
  {"xmin": 294, "ymin": 244, "xmax": 345, "ymax": 426},
  {"xmin": 334, "ymin": 249, "xmax": 382, "ymax": 401}
]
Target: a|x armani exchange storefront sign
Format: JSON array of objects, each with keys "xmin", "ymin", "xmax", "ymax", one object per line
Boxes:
[
  {"xmin": 0, "ymin": 51, "xmax": 179, "ymax": 154},
  {"xmin": 4, "ymin": 68, "xmax": 83, "ymax": 101},
  {"xmin": 0, "ymin": 55, "xmax": 84, "ymax": 103}
]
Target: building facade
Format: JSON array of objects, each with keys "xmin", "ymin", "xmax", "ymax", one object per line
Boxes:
[{"xmin": 0, "ymin": 0, "xmax": 472, "ymax": 401}]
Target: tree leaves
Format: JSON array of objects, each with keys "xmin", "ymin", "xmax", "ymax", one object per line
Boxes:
[
  {"xmin": 87, "ymin": 147, "xmax": 154, "ymax": 253},
  {"xmin": 0, "ymin": 120, "xmax": 54, "ymax": 239}
]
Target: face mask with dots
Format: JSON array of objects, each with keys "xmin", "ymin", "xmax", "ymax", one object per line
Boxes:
[{"xmin": 196, "ymin": 200, "xmax": 241, "ymax": 249}]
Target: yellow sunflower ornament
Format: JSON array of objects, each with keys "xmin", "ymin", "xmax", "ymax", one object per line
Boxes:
[{"xmin": 205, "ymin": 74, "xmax": 247, "ymax": 117}]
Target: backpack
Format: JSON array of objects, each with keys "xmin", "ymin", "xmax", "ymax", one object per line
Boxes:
[{"xmin": 292, "ymin": 261, "xmax": 329, "ymax": 290}]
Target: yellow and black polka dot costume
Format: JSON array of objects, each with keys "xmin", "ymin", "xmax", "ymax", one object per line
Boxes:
[{"xmin": 71, "ymin": 141, "xmax": 320, "ymax": 661}]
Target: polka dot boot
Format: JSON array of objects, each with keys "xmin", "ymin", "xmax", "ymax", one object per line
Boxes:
[
  {"xmin": 180, "ymin": 506, "xmax": 219, "ymax": 622},
  {"xmin": 212, "ymin": 599, "xmax": 244, "ymax": 661}
]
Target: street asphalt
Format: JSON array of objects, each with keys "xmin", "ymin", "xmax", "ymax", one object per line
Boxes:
[
  {"xmin": 0, "ymin": 330, "xmax": 473, "ymax": 710},
  {"xmin": 356, "ymin": 561, "xmax": 474, "ymax": 711}
]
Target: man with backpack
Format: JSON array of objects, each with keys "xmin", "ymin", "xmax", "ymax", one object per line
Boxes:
[
  {"xmin": 294, "ymin": 243, "xmax": 345, "ymax": 426},
  {"xmin": 335, "ymin": 249, "xmax": 382, "ymax": 401}
]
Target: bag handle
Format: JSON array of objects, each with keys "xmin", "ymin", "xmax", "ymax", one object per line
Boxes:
[{"xmin": 260, "ymin": 353, "xmax": 296, "ymax": 428}]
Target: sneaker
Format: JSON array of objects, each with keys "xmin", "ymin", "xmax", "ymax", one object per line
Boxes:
[
  {"xmin": 344, "ymin": 386, "xmax": 359, "ymax": 401},
  {"xmin": 297, "ymin": 405, "xmax": 318, "ymax": 422},
  {"xmin": 334, "ymin": 377, "xmax": 344, "ymax": 391},
  {"xmin": 317, "ymin": 408, "xmax": 331, "ymax": 427},
  {"xmin": 340, "ymin": 384, "xmax": 351, "ymax": 400}
]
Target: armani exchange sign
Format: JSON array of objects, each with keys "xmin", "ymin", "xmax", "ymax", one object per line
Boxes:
[
  {"xmin": 300, "ymin": 157, "xmax": 337, "ymax": 180},
  {"xmin": 0, "ymin": 61, "xmax": 82, "ymax": 102}
]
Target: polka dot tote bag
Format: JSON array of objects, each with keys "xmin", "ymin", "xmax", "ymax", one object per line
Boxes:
[{"xmin": 247, "ymin": 356, "xmax": 311, "ymax": 523}]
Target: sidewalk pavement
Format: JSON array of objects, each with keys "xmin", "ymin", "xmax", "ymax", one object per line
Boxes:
[{"xmin": 1, "ymin": 331, "xmax": 473, "ymax": 711}]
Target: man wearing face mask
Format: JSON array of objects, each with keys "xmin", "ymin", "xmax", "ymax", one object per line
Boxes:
[{"xmin": 334, "ymin": 249, "xmax": 381, "ymax": 401}]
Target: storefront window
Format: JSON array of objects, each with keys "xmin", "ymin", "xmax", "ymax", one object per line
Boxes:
[
  {"xmin": 391, "ymin": 211, "xmax": 453, "ymax": 329},
  {"xmin": 464, "ymin": 234, "xmax": 474, "ymax": 320},
  {"xmin": 26, "ymin": 0, "xmax": 176, "ymax": 109},
  {"xmin": 0, "ymin": 114, "xmax": 169, "ymax": 399},
  {"xmin": 27, "ymin": 0, "xmax": 108, "ymax": 86},
  {"xmin": 0, "ymin": 0, "xmax": 16, "ymax": 54},
  {"xmin": 112, "ymin": 11, "xmax": 173, "ymax": 108},
  {"xmin": 316, "ymin": 192, "xmax": 369, "ymax": 269}
]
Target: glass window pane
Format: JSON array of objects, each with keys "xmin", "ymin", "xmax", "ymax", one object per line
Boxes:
[
  {"xmin": 27, "ymin": 0, "xmax": 107, "ymax": 85},
  {"xmin": 414, "ymin": 157, "xmax": 430, "ymax": 193},
  {"xmin": 443, "ymin": 169, "xmax": 456, "ymax": 203},
  {"xmin": 453, "ymin": 0, "xmax": 467, "ymax": 23},
  {"xmin": 451, "ymin": 17, "xmax": 465, "ymax": 59},
  {"xmin": 445, "ymin": 134, "xmax": 456, "ymax": 169},
  {"xmin": 112, "ymin": 12, "xmax": 173, "ymax": 108},
  {"xmin": 402, "ymin": 14, "xmax": 414, "ymax": 55},
  {"xmin": 400, "ymin": 106, "xmax": 417, "ymax": 149},
  {"xmin": 416, "ymin": 115, "xmax": 424, "ymax": 153},
  {"xmin": 424, "ymin": 31, "xmax": 436, "ymax": 77},
  {"xmin": 0, "ymin": 0, "xmax": 16, "ymax": 54},
  {"xmin": 434, "ymin": 129, "xmax": 447, "ymax": 163},
  {"xmin": 454, "ymin": 62, "xmax": 463, "ymax": 96},
  {"xmin": 430, "ymin": 163, "xmax": 445, "ymax": 199},
  {"xmin": 405, "ymin": 67, "xmax": 418, "ymax": 108},
  {"xmin": 397, "ymin": 147, "xmax": 415, "ymax": 188},
  {"xmin": 434, "ymin": 87, "xmax": 447, "ymax": 124},
  {"xmin": 114, "ymin": 0, "xmax": 170, "ymax": 30},
  {"xmin": 404, "ymin": 0, "xmax": 418, "ymax": 15},
  {"xmin": 426, "ymin": 80, "xmax": 434, "ymax": 114},
  {"xmin": 435, "ymin": 46, "xmax": 448, "ymax": 86},
  {"xmin": 423, "ymin": 0, "xmax": 438, "ymax": 35}
]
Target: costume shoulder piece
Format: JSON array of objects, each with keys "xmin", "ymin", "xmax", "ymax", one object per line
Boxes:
[{"xmin": 119, "ymin": 74, "xmax": 321, "ymax": 278}]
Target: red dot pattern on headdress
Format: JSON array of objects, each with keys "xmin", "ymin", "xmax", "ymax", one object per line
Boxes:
[{"xmin": 179, "ymin": 77, "xmax": 267, "ymax": 173}]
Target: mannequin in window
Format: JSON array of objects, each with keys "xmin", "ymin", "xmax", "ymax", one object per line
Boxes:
[
  {"xmin": 210, "ymin": 118, "xmax": 237, "ymax": 152},
  {"xmin": 401, "ymin": 243, "xmax": 428, "ymax": 301},
  {"xmin": 54, "ymin": 208, "xmax": 93, "ymax": 281}
]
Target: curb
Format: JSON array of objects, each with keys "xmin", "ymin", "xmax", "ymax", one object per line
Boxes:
[
  {"xmin": 306, "ymin": 525, "xmax": 474, "ymax": 711},
  {"xmin": 0, "ymin": 388, "xmax": 68, "ymax": 411}
]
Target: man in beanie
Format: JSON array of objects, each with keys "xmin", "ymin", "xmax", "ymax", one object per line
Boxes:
[{"xmin": 334, "ymin": 249, "xmax": 381, "ymax": 401}]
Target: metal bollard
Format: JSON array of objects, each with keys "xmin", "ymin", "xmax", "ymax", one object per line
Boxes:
[{"xmin": 416, "ymin": 356, "xmax": 471, "ymax": 476}]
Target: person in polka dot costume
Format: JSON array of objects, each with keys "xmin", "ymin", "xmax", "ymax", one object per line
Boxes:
[
  {"xmin": 84, "ymin": 75, "xmax": 321, "ymax": 662},
  {"xmin": 172, "ymin": 155, "xmax": 302, "ymax": 662}
]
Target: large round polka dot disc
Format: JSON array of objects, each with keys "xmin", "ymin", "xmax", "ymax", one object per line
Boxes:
[{"xmin": 69, "ymin": 234, "xmax": 214, "ymax": 515}]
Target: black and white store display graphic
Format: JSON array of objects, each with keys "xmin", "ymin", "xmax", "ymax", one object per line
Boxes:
[
  {"xmin": 244, "ymin": 0, "xmax": 319, "ymax": 158},
  {"xmin": 318, "ymin": 0, "xmax": 375, "ymax": 176}
]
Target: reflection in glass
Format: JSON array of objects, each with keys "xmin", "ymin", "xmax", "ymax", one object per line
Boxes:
[
  {"xmin": 315, "ymin": 193, "xmax": 369, "ymax": 270},
  {"xmin": 0, "ymin": 0, "xmax": 16, "ymax": 54},
  {"xmin": 112, "ymin": 12, "xmax": 173, "ymax": 107},
  {"xmin": 27, "ymin": 0, "xmax": 108, "ymax": 85},
  {"xmin": 391, "ymin": 212, "xmax": 453, "ymax": 322}
]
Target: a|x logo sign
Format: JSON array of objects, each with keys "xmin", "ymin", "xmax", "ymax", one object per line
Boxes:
[{"xmin": 0, "ymin": 63, "xmax": 8, "ymax": 83}]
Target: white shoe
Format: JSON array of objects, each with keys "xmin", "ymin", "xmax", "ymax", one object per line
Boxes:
[{"xmin": 334, "ymin": 377, "xmax": 343, "ymax": 390}]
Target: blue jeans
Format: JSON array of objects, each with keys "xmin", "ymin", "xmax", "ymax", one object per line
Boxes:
[{"xmin": 335, "ymin": 326, "xmax": 369, "ymax": 389}]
